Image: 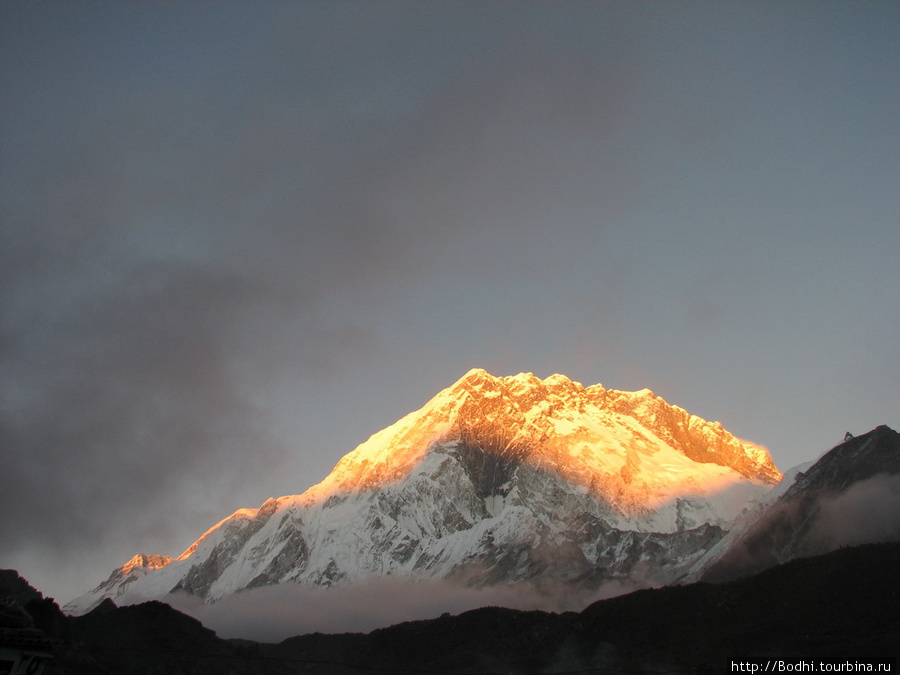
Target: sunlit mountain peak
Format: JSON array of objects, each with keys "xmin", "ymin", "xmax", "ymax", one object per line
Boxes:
[
  {"xmin": 68, "ymin": 368, "xmax": 783, "ymax": 613},
  {"xmin": 299, "ymin": 368, "xmax": 780, "ymax": 508},
  {"xmin": 121, "ymin": 553, "xmax": 172, "ymax": 575},
  {"xmin": 451, "ymin": 368, "xmax": 580, "ymax": 394}
]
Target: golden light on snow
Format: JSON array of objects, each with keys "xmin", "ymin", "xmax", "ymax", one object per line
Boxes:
[{"xmin": 295, "ymin": 369, "xmax": 780, "ymax": 519}]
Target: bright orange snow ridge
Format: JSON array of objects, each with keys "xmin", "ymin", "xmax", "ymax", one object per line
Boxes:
[{"xmin": 296, "ymin": 369, "xmax": 780, "ymax": 516}]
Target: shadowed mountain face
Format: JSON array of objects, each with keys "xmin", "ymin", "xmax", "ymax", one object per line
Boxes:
[
  {"xmin": 783, "ymin": 425, "xmax": 900, "ymax": 496},
  {"xmin": 702, "ymin": 425, "xmax": 900, "ymax": 583},
  {"xmin": 5, "ymin": 543, "xmax": 899, "ymax": 674}
]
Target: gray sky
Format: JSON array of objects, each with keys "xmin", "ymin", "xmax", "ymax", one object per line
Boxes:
[{"xmin": 1, "ymin": 1, "xmax": 898, "ymax": 605}]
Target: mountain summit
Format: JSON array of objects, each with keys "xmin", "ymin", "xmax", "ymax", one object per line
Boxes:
[
  {"xmin": 306, "ymin": 368, "xmax": 779, "ymax": 507},
  {"xmin": 67, "ymin": 369, "xmax": 780, "ymax": 613}
]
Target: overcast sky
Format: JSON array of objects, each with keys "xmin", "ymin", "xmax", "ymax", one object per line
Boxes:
[{"xmin": 1, "ymin": 1, "xmax": 898, "ymax": 605}]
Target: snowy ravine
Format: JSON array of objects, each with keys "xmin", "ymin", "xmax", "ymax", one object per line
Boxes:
[{"xmin": 66, "ymin": 368, "xmax": 781, "ymax": 614}]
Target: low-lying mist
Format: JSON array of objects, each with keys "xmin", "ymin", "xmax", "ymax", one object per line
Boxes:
[
  {"xmin": 162, "ymin": 576, "xmax": 646, "ymax": 643},
  {"xmin": 809, "ymin": 473, "xmax": 900, "ymax": 549}
]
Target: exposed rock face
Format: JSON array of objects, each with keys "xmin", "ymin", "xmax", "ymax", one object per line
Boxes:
[
  {"xmin": 783, "ymin": 425, "xmax": 900, "ymax": 496},
  {"xmin": 67, "ymin": 369, "xmax": 780, "ymax": 614}
]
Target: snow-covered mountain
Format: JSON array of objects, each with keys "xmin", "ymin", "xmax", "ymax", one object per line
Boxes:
[{"xmin": 66, "ymin": 368, "xmax": 781, "ymax": 614}]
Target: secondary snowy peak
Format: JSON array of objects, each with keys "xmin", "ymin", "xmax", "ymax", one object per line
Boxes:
[
  {"xmin": 75, "ymin": 553, "xmax": 175, "ymax": 606},
  {"xmin": 304, "ymin": 368, "xmax": 780, "ymax": 511},
  {"xmin": 122, "ymin": 553, "xmax": 172, "ymax": 573}
]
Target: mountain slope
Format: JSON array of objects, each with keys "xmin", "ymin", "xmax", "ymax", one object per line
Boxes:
[
  {"xmin": 697, "ymin": 424, "xmax": 900, "ymax": 582},
  {"xmin": 67, "ymin": 368, "xmax": 780, "ymax": 613}
]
